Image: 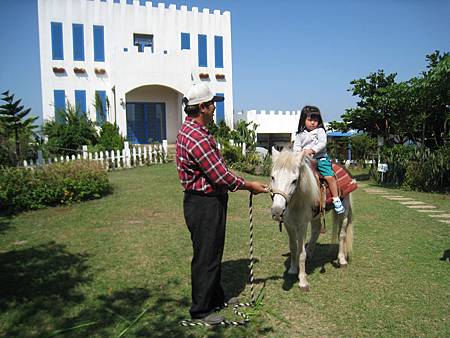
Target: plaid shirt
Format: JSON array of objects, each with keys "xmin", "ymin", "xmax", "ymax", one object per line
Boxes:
[{"xmin": 176, "ymin": 116, "xmax": 245, "ymax": 195}]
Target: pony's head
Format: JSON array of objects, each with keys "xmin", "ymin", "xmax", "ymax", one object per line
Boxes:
[{"xmin": 270, "ymin": 148, "xmax": 319, "ymax": 222}]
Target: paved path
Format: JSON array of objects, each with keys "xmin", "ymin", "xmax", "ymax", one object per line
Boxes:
[{"xmin": 363, "ymin": 187, "xmax": 450, "ymax": 225}]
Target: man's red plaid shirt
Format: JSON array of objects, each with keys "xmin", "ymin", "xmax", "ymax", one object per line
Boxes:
[{"xmin": 176, "ymin": 116, "xmax": 245, "ymax": 195}]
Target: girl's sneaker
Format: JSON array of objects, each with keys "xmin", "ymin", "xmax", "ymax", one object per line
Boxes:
[{"xmin": 333, "ymin": 198, "xmax": 345, "ymax": 214}]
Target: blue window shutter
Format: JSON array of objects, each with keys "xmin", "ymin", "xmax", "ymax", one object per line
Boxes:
[
  {"xmin": 198, "ymin": 34, "xmax": 207, "ymax": 67},
  {"xmin": 95, "ymin": 90, "xmax": 107, "ymax": 124},
  {"xmin": 216, "ymin": 93, "xmax": 224, "ymax": 123},
  {"xmin": 51, "ymin": 22, "xmax": 64, "ymax": 60},
  {"xmin": 126, "ymin": 0, "xmax": 133, "ymax": 4},
  {"xmin": 181, "ymin": 32, "xmax": 190, "ymax": 50},
  {"xmin": 93, "ymin": 25, "xmax": 105, "ymax": 62},
  {"xmin": 54, "ymin": 90, "xmax": 65, "ymax": 123},
  {"xmin": 75, "ymin": 90, "xmax": 86, "ymax": 114},
  {"xmin": 72, "ymin": 24, "xmax": 84, "ymax": 61},
  {"xmin": 214, "ymin": 36, "xmax": 223, "ymax": 68}
]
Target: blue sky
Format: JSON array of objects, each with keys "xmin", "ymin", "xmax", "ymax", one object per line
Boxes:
[{"xmin": 0, "ymin": 0, "xmax": 449, "ymax": 124}]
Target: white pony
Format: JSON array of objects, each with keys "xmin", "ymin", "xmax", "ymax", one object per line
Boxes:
[{"xmin": 270, "ymin": 148, "xmax": 354, "ymax": 291}]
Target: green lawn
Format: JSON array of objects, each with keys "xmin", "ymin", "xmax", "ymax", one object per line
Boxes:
[{"xmin": 0, "ymin": 164, "xmax": 449, "ymax": 337}]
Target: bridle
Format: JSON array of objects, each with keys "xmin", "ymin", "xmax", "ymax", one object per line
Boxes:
[
  {"xmin": 269, "ymin": 187, "xmax": 292, "ymax": 205},
  {"xmin": 268, "ymin": 185, "xmax": 297, "ymax": 232}
]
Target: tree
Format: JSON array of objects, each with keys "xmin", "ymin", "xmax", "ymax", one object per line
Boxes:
[
  {"xmin": 342, "ymin": 70, "xmax": 398, "ymax": 143},
  {"xmin": 349, "ymin": 134, "xmax": 377, "ymax": 166},
  {"xmin": 343, "ymin": 51, "xmax": 450, "ymax": 148},
  {"xmin": 327, "ymin": 121, "xmax": 351, "ymax": 132},
  {"xmin": 231, "ymin": 120, "xmax": 258, "ymax": 152},
  {"xmin": 0, "ymin": 90, "xmax": 38, "ymax": 165}
]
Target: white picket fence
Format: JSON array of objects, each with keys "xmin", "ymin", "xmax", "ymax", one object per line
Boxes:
[{"xmin": 23, "ymin": 141, "xmax": 168, "ymax": 170}]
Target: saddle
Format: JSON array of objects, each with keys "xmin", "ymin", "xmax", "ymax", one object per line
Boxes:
[{"xmin": 310, "ymin": 161, "xmax": 358, "ymax": 210}]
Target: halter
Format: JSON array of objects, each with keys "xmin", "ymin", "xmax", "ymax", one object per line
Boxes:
[{"xmin": 269, "ymin": 187, "xmax": 292, "ymax": 205}]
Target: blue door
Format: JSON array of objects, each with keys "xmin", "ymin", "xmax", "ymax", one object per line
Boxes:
[{"xmin": 126, "ymin": 102, "xmax": 166, "ymax": 144}]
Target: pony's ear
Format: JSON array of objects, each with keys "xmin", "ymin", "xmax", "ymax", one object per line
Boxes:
[{"xmin": 271, "ymin": 147, "xmax": 279, "ymax": 162}]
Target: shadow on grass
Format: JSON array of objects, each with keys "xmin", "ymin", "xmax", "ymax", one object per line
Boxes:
[
  {"xmin": 222, "ymin": 258, "xmax": 285, "ymax": 295},
  {"xmin": 353, "ymin": 173, "xmax": 371, "ymax": 181},
  {"xmin": 53, "ymin": 284, "xmax": 197, "ymax": 338},
  {"xmin": 281, "ymin": 243, "xmax": 340, "ymax": 291},
  {"xmin": 222, "ymin": 258, "xmax": 262, "ymax": 299},
  {"xmin": 0, "ymin": 216, "xmax": 12, "ymax": 234},
  {"xmin": 0, "ymin": 241, "xmax": 91, "ymax": 337}
]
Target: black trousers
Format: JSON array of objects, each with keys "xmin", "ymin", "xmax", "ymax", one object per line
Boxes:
[{"xmin": 183, "ymin": 192, "xmax": 228, "ymax": 318}]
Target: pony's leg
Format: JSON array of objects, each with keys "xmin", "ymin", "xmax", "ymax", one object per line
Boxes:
[
  {"xmin": 307, "ymin": 219, "xmax": 321, "ymax": 259},
  {"xmin": 285, "ymin": 224, "xmax": 298, "ymax": 274},
  {"xmin": 297, "ymin": 226, "xmax": 309, "ymax": 290},
  {"xmin": 338, "ymin": 214, "xmax": 349, "ymax": 267}
]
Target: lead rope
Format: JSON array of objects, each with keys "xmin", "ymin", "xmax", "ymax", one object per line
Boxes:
[{"xmin": 180, "ymin": 193, "xmax": 257, "ymax": 327}]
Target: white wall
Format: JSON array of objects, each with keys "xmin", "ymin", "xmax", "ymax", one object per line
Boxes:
[
  {"xmin": 235, "ymin": 110, "xmax": 302, "ymax": 141},
  {"xmin": 37, "ymin": 0, "xmax": 233, "ymax": 140}
]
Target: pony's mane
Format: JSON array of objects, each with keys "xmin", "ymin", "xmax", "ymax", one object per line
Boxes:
[{"xmin": 272, "ymin": 150, "xmax": 299, "ymax": 171}]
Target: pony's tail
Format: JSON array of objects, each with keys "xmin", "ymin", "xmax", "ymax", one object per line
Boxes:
[{"xmin": 332, "ymin": 194, "xmax": 353, "ymax": 256}]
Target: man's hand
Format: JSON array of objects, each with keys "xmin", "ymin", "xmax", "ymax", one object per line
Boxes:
[{"xmin": 244, "ymin": 181, "xmax": 269, "ymax": 195}]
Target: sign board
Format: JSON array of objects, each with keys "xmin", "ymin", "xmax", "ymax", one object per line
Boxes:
[{"xmin": 377, "ymin": 163, "xmax": 388, "ymax": 173}]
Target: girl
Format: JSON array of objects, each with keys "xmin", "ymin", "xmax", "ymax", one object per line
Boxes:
[{"xmin": 293, "ymin": 105, "xmax": 345, "ymax": 214}]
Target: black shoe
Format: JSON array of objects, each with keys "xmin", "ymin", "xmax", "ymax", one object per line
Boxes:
[
  {"xmin": 226, "ymin": 297, "xmax": 240, "ymax": 306},
  {"xmin": 196, "ymin": 312, "xmax": 224, "ymax": 326}
]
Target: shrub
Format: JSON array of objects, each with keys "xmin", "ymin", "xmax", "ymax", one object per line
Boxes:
[
  {"xmin": 402, "ymin": 146, "xmax": 450, "ymax": 192},
  {"xmin": 378, "ymin": 144, "xmax": 450, "ymax": 192},
  {"xmin": 97, "ymin": 122, "xmax": 124, "ymax": 151},
  {"xmin": 221, "ymin": 142, "xmax": 244, "ymax": 164},
  {"xmin": 0, "ymin": 160, "xmax": 111, "ymax": 213},
  {"xmin": 42, "ymin": 103, "xmax": 98, "ymax": 156}
]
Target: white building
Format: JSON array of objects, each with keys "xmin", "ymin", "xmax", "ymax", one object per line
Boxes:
[
  {"xmin": 37, "ymin": 0, "xmax": 233, "ymax": 144},
  {"xmin": 234, "ymin": 109, "xmax": 301, "ymax": 149}
]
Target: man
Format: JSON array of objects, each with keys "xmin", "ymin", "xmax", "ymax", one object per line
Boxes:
[{"xmin": 176, "ymin": 83, "xmax": 268, "ymax": 325}]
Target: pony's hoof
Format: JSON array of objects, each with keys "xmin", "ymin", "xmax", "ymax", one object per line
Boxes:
[
  {"xmin": 339, "ymin": 263, "xmax": 348, "ymax": 269},
  {"xmin": 299, "ymin": 285, "xmax": 310, "ymax": 292}
]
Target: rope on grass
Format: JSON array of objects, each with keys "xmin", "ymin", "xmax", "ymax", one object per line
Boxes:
[{"xmin": 180, "ymin": 193, "xmax": 257, "ymax": 327}]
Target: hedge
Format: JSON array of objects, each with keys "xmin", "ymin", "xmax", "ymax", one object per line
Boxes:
[{"xmin": 0, "ymin": 160, "xmax": 111, "ymax": 213}]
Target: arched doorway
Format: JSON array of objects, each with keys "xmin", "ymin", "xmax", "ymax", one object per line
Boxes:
[{"xmin": 125, "ymin": 85, "xmax": 182, "ymax": 144}]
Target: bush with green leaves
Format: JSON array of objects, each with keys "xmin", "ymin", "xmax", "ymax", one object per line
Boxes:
[
  {"xmin": 0, "ymin": 160, "xmax": 111, "ymax": 213},
  {"xmin": 42, "ymin": 103, "xmax": 98, "ymax": 156},
  {"xmin": 97, "ymin": 122, "xmax": 124, "ymax": 151},
  {"xmin": 378, "ymin": 144, "xmax": 449, "ymax": 192},
  {"xmin": 402, "ymin": 146, "xmax": 450, "ymax": 192}
]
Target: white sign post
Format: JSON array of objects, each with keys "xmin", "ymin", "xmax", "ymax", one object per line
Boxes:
[{"xmin": 377, "ymin": 163, "xmax": 388, "ymax": 183}]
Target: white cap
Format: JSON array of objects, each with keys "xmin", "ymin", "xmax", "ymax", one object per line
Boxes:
[{"xmin": 183, "ymin": 83, "xmax": 224, "ymax": 106}]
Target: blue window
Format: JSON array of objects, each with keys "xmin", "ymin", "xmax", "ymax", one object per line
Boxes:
[
  {"xmin": 95, "ymin": 90, "xmax": 107, "ymax": 124},
  {"xmin": 72, "ymin": 24, "xmax": 84, "ymax": 61},
  {"xmin": 181, "ymin": 32, "xmax": 190, "ymax": 50},
  {"xmin": 127, "ymin": 0, "xmax": 133, "ymax": 4},
  {"xmin": 75, "ymin": 90, "xmax": 86, "ymax": 114},
  {"xmin": 214, "ymin": 36, "xmax": 223, "ymax": 68},
  {"xmin": 215, "ymin": 93, "xmax": 224, "ymax": 123},
  {"xmin": 114, "ymin": 0, "xmax": 120, "ymax": 3},
  {"xmin": 93, "ymin": 25, "xmax": 105, "ymax": 62},
  {"xmin": 140, "ymin": 0, "xmax": 147, "ymax": 5},
  {"xmin": 51, "ymin": 22, "xmax": 64, "ymax": 60},
  {"xmin": 198, "ymin": 34, "xmax": 207, "ymax": 67},
  {"xmin": 133, "ymin": 34, "xmax": 153, "ymax": 53},
  {"xmin": 54, "ymin": 90, "xmax": 65, "ymax": 123}
]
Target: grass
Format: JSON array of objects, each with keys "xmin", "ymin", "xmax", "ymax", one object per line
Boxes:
[{"xmin": 0, "ymin": 164, "xmax": 449, "ymax": 337}]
